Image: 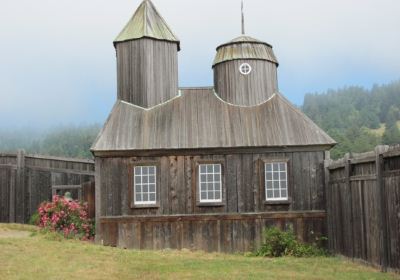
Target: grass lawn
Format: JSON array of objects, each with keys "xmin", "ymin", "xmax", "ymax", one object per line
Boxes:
[{"xmin": 0, "ymin": 224, "xmax": 398, "ymax": 280}]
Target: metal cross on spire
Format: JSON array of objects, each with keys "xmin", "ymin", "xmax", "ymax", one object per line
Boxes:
[{"xmin": 241, "ymin": 0, "xmax": 245, "ymax": 35}]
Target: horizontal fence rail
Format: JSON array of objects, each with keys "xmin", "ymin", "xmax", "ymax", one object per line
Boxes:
[
  {"xmin": 0, "ymin": 150, "xmax": 95, "ymax": 223},
  {"xmin": 325, "ymin": 145, "xmax": 400, "ymax": 272}
]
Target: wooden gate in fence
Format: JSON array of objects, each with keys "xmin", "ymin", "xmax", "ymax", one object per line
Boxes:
[
  {"xmin": 0, "ymin": 150, "xmax": 95, "ymax": 223},
  {"xmin": 325, "ymin": 145, "xmax": 400, "ymax": 272}
]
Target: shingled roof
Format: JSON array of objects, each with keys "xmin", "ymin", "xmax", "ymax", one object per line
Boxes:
[
  {"xmin": 114, "ymin": 0, "xmax": 180, "ymax": 50},
  {"xmin": 213, "ymin": 35, "xmax": 278, "ymax": 67},
  {"xmin": 91, "ymin": 88, "xmax": 336, "ymax": 153}
]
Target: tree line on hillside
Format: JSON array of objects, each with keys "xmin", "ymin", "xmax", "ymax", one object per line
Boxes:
[
  {"xmin": 0, "ymin": 124, "xmax": 101, "ymax": 159},
  {"xmin": 1, "ymin": 80, "xmax": 399, "ymax": 160},
  {"xmin": 302, "ymin": 80, "xmax": 400, "ymax": 159}
]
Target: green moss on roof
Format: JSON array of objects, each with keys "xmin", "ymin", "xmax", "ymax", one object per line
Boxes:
[{"xmin": 114, "ymin": 0, "xmax": 180, "ymax": 50}]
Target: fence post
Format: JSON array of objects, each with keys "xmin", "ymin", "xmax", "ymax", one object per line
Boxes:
[
  {"xmin": 15, "ymin": 149, "xmax": 25, "ymax": 224},
  {"xmin": 324, "ymin": 151, "xmax": 332, "ymax": 250},
  {"xmin": 375, "ymin": 145, "xmax": 389, "ymax": 272}
]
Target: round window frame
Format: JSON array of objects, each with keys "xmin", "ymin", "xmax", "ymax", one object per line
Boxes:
[{"xmin": 239, "ymin": 63, "xmax": 252, "ymax": 75}]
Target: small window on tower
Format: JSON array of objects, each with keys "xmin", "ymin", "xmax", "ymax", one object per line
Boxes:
[{"xmin": 239, "ymin": 63, "xmax": 252, "ymax": 75}]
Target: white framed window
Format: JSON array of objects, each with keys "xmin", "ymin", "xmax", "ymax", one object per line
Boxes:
[
  {"xmin": 199, "ymin": 164, "xmax": 222, "ymax": 203},
  {"xmin": 265, "ymin": 162, "xmax": 288, "ymax": 201},
  {"xmin": 239, "ymin": 63, "xmax": 252, "ymax": 75},
  {"xmin": 134, "ymin": 166, "xmax": 156, "ymax": 205}
]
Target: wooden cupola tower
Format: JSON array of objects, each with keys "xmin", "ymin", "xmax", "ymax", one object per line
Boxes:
[
  {"xmin": 212, "ymin": 2, "xmax": 279, "ymax": 106},
  {"xmin": 114, "ymin": 0, "xmax": 180, "ymax": 108}
]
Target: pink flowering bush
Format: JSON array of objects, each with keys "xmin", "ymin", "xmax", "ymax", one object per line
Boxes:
[{"xmin": 37, "ymin": 195, "xmax": 95, "ymax": 241}]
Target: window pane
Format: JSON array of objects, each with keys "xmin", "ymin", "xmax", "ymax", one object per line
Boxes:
[
  {"xmin": 215, "ymin": 191, "xmax": 221, "ymax": 200},
  {"xmin": 273, "ymin": 181, "xmax": 279, "ymax": 189},
  {"xmin": 266, "ymin": 164, "xmax": 272, "ymax": 172},
  {"xmin": 281, "ymin": 181, "xmax": 287, "ymax": 188},
  {"xmin": 274, "ymin": 190, "xmax": 280, "ymax": 197},
  {"xmin": 133, "ymin": 165, "xmax": 157, "ymax": 205},
  {"xmin": 266, "ymin": 190, "xmax": 273, "ymax": 198},
  {"xmin": 266, "ymin": 181, "xmax": 273, "ymax": 189},
  {"xmin": 280, "ymin": 163, "xmax": 286, "ymax": 171},
  {"xmin": 199, "ymin": 164, "xmax": 222, "ymax": 202},
  {"xmin": 280, "ymin": 172, "xmax": 286, "ymax": 180},
  {"xmin": 266, "ymin": 173, "xmax": 272, "ymax": 180},
  {"xmin": 149, "ymin": 166, "xmax": 155, "ymax": 175},
  {"xmin": 273, "ymin": 172, "xmax": 279, "ymax": 180},
  {"xmin": 273, "ymin": 163, "xmax": 279, "ymax": 171},
  {"xmin": 281, "ymin": 189, "xmax": 287, "ymax": 198}
]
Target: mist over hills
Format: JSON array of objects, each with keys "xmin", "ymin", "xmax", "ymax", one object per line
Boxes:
[{"xmin": 1, "ymin": 80, "xmax": 399, "ymax": 159}]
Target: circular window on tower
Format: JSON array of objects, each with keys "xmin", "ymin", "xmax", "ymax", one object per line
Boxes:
[{"xmin": 239, "ymin": 63, "xmax": 252, "ymax": 75}]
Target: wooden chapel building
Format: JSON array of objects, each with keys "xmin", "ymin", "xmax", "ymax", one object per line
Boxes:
[{"xmin": 91, "ymin": 0, "xmax": 336, "ymax": 252}]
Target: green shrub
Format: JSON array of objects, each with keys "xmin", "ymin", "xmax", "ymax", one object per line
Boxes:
[
  {"xmin": 29, "ymin": 212, "xmax": 39, "ymax": 225},
  {"xmin": 256, "ymin": 226, "xmax": 328, "ymax": 257}
]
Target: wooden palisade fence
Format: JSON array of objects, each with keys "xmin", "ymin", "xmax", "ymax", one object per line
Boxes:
[
  {"xmin": 325, "ymin": 145, "xmax": 400, "ymax": 272},
  {"xmin": 0, "ymin": 150, "xmax": 95, "ymax": 223}
]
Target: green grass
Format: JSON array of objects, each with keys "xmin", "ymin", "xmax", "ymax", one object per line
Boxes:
[{"xmin": 0, "ymin": 224, "xmax": 398, "ymax": 280}]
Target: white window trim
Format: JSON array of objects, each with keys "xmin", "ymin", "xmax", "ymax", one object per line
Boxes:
[
  {"xmin": 198, "ymin": 164, "xmax": 223, "ymax": 203},
  {"xmin": 265, "ymin": 162, "xmax": 288, "ymax": 201},
  {"xmin": 239, "ymin": 63, "xmax": 252, "ymax": 75},
  {"xmin": 134, "ymin": 166, "xmax": 157, "ymax": 205}
]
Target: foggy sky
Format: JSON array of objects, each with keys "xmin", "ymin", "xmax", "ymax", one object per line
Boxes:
[{"xmin": 1, "ymin": 0, "xmax": 399, "ymax": 129}]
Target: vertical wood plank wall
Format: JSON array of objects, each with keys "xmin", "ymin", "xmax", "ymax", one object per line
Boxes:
[
  {"xmin": 0, "ymin": 152, "xmax": 95, "ymax": 223},
  {"xmin": 214, "ymin": 59, "xmax": 278, "ymax": 106},
  {"xmin": 326, "ymin": 145, "xmax": 400, "ymax": 271},
  {"xmin": 96, "ymin": 150, "xmax": 327, "ymax": 252},
  {"xmin": 116, "ymin": 39, "xmax": 179, "ymax": 108}
]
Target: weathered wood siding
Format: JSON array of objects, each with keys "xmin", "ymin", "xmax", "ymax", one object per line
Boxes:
[
  {"xmin": 116, "ymin": 39, "xmax": 178, "ymax": 108},
  {"xmin": 214, "ymin": 59, "xmax": 278, "ymax": 106},
  {"xmin": 326, "ymin": 146, "xmax": 400, "ymax": 271},
  {"xmin": 96, "ymin": 150, "xmax": 327, "ymax": 251},
  {"xmin": 99, "ymin": 212, "xmax": 326, "ymax": 253},
  {"xmin": 0, "ymin": 152, "xmax": 95, "ymax": 223}
]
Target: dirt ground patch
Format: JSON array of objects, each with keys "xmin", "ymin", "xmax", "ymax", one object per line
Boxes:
[{"xmin": 0, "ymin": 230, "xmax": 31, "ymax": 238}]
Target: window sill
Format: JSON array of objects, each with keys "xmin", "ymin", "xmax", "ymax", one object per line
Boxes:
[
  {"xmin": 264, "ymin": 199, "xmax": 291, "ymax": 205},
  {"xmin": 130, "ymin": 203, "xmax": 160, "ymax": 209},
  {"xmin": 197, "ymin": 202, "xmax": 225, "ymax": 207}
]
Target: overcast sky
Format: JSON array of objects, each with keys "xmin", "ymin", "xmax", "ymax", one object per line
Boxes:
[{"xmin": 1, "ymin": 0, "xmax": 399, "ymax": 129}]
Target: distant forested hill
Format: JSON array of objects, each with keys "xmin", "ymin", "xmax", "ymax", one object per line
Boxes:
[
  {"xmin": 302, "ymin": 80, "xmax": 400, "ymax": 159},
  {"xmin": 1, "ymin": 81, "xmax": 399, "ymax": 160},
  {"xmin": 0, "ymin": 124, "xmax": 101, "ymax": 159}
]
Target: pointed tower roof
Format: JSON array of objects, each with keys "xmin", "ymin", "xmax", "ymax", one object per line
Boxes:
[{"xmin": 114, "ymin": 0, "xmax": 180, "ymax": 50}]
